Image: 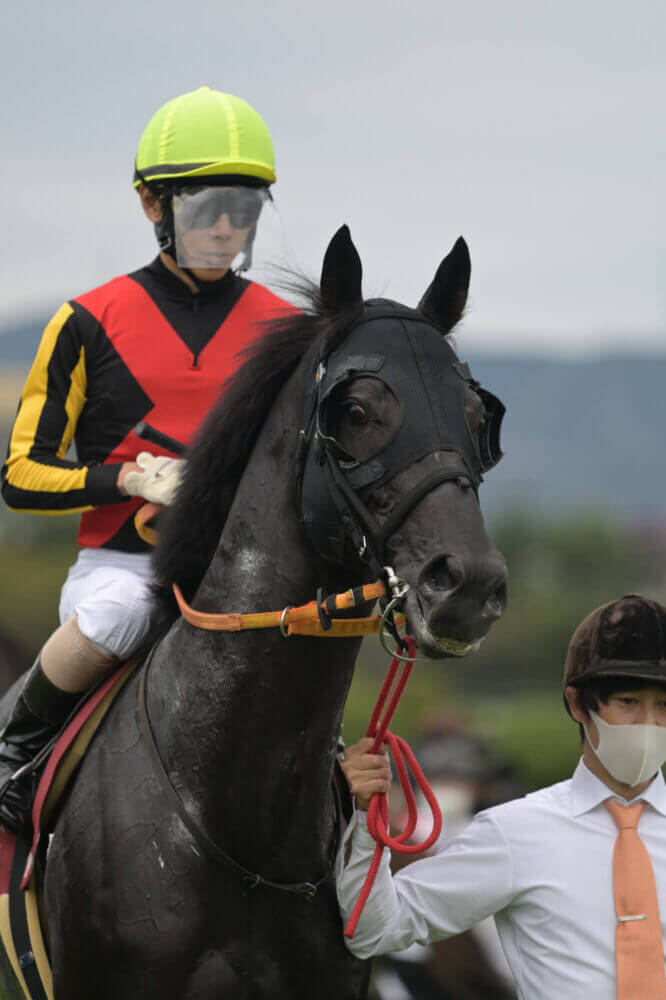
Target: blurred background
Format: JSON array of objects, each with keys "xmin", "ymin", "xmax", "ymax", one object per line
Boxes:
[{"xmin": 1, "ymin": 2, "xmax": 664, "ymax": 995}]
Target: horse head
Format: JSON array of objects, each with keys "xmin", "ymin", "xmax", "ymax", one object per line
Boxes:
[{"xmin": 296, "ymin": 226, "xmax": 507, "ymax": 658}]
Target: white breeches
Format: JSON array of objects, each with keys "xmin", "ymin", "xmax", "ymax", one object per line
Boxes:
[{"xmin": 59, "ymin": 548, "xmax": 160, "ymax": 659}]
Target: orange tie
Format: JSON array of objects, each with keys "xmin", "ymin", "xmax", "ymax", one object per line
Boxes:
[{"xmin": 605, "ymin": 800, "xmax": 666, "ymax": 999}]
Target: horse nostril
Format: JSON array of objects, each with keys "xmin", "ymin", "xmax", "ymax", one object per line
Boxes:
[
  {"xmin": 485, "ymin": 581, "xmax": 507, "ymax": 619},
  {"xmin": 422, "ymin": 556, "xmax": 463, "ymax": 595}
]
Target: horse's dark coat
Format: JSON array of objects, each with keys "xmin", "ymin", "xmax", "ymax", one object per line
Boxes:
[{"xmin": 36, "ymin": 230, "xmax": 506, "ymax": 999}]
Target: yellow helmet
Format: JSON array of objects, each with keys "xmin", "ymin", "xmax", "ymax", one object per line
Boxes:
[{"xmin": 133, "ymin": 86, "xmax": 275, "ymax": 189}]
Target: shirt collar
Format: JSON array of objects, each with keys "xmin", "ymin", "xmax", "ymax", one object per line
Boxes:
[
  {"xmin": 570, "ymin": 757, "xmax": 666, "ymax": 817},
  {"xmin": 145, "ymin": 255, "xmax": 240, "ymax": 300}
]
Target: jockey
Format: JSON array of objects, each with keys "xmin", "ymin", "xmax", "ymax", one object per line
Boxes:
[{"xmin": 0, "ymin": 87, "xmax": 294, "ymax": 833}]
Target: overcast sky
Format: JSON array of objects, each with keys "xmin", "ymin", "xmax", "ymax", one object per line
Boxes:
[{"xmin": 2, "ymin": 0, "xmax": 664, "ymax": 356}]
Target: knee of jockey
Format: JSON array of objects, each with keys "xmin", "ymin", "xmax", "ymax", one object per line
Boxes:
[
  {"xmin": 67, "ymin": 617, "xmax": 118, "ymax": 669},
  {"xmin": 42, "ymin": 574, "xmax": 155, "ymax": 693},
  {"xmin": 41, "ymin": 618, "xmax": 117, "ymax": 693},
  {"xmin": 70, "ymin": 574, "xmax": 156, "ymax": 662}
]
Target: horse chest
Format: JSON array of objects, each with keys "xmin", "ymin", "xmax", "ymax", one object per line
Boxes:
[
  {"xmin": 45, "ymin": 684, "xmax": 368, "ymax": 999},
  {"xmin": 179, "ymin": 914, "xmax": 369, "ymax": 1000},
  {"xmin": 53, "ymin": 874, "xmax": 369, "ymax": 999}
]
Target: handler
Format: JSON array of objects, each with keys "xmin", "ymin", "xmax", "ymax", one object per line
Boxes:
[
  {"xmin": 338, "ymin": 594, "xmax": 666, "ymax": 999},
  {"xmin": 0, "ymin": 86, "xmax": 293, "ymax": 832}
]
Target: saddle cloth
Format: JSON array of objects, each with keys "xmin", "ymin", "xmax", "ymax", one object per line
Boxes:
[{"xmin": 0, "ymin": 656, "xmax": 140, "ymax": 1000}]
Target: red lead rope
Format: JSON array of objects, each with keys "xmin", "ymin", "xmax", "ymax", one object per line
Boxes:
[{"xmin": 344, "ymin": 636, "xmax": 442, "ymax": 938}]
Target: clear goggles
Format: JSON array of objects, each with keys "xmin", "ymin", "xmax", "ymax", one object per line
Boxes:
[
  {"xmin": 173, "ymin": 185, "xmax": 268, "ymax": 231},
  {"xmin": 172, "ymin": 185, "xmax": 271, "ymax": 272}
]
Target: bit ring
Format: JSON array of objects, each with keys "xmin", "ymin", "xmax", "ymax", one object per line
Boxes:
[{"xmin": 280, "ymin": 605, "xmax": 294, "ymax": 638}]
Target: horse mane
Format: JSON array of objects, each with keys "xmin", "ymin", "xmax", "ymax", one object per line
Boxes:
[{"xmin": 153, "ymin": 278, "xmax": 360, "ymax": 616}]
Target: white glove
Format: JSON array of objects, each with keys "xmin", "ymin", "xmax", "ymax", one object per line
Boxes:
[{"xmin": 123, "ymin": 452, "xmax": 186, "ymax": 506}]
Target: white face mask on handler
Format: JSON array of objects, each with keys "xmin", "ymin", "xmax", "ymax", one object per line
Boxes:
[{"xmin": 585, "ymin": 710, "xmax": 666, "ymax": 786}]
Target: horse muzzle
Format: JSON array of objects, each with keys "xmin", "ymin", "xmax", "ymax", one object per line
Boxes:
[{"xmin": 400, "ymin": 552, "xmax": 508, "ymax": 661}]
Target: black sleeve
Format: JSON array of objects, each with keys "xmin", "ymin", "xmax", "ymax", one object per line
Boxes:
[{"xmin": 1, "ymin": 303, "xmax": 125, "ymax": 513}]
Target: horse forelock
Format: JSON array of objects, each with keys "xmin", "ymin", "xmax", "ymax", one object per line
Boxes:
[{"xmin": 152, "ymin": 278, "xmax": 362, "ymax": 617}]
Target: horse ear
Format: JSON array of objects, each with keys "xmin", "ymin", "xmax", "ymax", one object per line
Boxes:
[
  {"xmin": 418, "ymin": 236, "xmax": 471, "ymax": 333},
  {"xmin": 320, "ymin": 225, "xmax": 363, "ymax": 310}
]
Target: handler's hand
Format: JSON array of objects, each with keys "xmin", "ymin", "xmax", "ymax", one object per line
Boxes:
[{"xmin": 341, "ymin": 737, "xmax": 392, "ymax": 811}]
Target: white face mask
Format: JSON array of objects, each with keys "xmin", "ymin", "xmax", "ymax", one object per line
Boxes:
[{"xmin": 586, "ymin": 709, "xmax": 666, "ymax": 787}]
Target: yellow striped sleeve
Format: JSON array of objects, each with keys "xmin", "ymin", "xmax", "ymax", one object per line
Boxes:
[{"xmin": 2, "ymin": 304, "xmax": 92, "ymax": 511}]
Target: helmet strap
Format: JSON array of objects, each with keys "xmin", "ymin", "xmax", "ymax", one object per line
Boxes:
[
  {"xmin": 154, "ymin": 196, "xmax": 176, "ymax": 257},
  {"xmin": 134, "ymin": 163, "xmax": 177, "ymax": 258}
]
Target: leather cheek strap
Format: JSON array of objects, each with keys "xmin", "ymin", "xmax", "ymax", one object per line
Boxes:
[{"xmin": 374, "ymin": 464, "xmax": 475, "ymax": 545}]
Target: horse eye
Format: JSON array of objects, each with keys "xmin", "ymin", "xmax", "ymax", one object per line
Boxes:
[{"xmin": 345, "ymin": 402, "xmax": 369, "ymax": 425}]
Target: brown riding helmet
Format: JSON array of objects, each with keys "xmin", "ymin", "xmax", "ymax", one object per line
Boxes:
[{"xmin": 564, "ymin": 595, "xmax": 666, "ymax": 704}]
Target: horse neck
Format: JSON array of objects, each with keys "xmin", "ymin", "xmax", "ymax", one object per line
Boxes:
[{"xmin": 149, "ymin": 381, "xmax": 363, "ymax": 879}]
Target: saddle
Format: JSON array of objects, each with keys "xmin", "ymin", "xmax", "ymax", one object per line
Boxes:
[{"xmin": 0, "ymin": 657, "xmax": 141, "ymax": 1000}]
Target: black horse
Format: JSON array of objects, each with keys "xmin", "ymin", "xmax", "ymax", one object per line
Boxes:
[{"xmin": 38, "ymin": 227, "xmax": 507, "ymax": 999}]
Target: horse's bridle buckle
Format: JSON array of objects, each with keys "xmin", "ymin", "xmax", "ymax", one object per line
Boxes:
[
  {"xmin": 385, "ymin": 565, "xmax": 409, "ymax": 601},
  {"xmin": 379, "ymin": 566, "xmax": 421, "ymax": 663}
]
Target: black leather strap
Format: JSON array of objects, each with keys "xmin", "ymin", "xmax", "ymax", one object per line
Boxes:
[
  {"xmin": 137, "ymin": 659, "xmax": 339, "ymax": 900},
  {"xmin": 376, "ymin": 462, "xmax": 474, "ymax": 544}
]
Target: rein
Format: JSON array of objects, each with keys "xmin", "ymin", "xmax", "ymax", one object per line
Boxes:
[
  {"xmin": 172, "ymin": 579, "xmax": 406, "ymax": 637},
  {"xmin": 136, "ymin": 507, "xmax": 410, "ymax": 639},
  {"xmin": 343, "ymin": 635, "xmax": 442, "ymax": 938}
]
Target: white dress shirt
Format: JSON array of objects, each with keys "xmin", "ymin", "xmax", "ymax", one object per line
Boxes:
[{"xmin": 336, "ymin": 759, "xmax": 666, "ymax": 999}]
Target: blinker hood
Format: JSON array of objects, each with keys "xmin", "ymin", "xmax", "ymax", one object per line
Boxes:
[{"xmin": 296, "ymin": 301, "xmax": 505, "ymax": 570}]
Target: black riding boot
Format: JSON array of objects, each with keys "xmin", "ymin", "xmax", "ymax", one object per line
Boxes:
[{"xmin": 0, "ymin": 658, "xmax": 82, "ymax": 833}]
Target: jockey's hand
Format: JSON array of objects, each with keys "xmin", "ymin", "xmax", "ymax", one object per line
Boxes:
[
  {"xmin": 120, "ymin": 452, "xmax": 186, "ymax": 505},
  {"xmin": 340, "ymin": 737, "xmax": 392, "ymax": 811}
]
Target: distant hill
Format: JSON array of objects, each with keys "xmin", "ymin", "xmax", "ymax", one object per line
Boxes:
[
  {"xmin": 467, "ymin": 354, "xmax": 666, "ymax": 517},
  {"xmin": 1, "ymin": 314, "xmax": 665, "ymax": 517},
  {"xmin": 0, "ymin": 316, "xmax": 46, "ymax": 366}
]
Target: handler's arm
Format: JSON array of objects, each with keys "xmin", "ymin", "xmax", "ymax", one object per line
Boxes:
[
  {"xmin": 1, "ymin": 304, "xmax": 126, "ymax": 513},
  {"xmin": 336, "ymin": 808, "xmax": 513, "ymax": 960}
]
